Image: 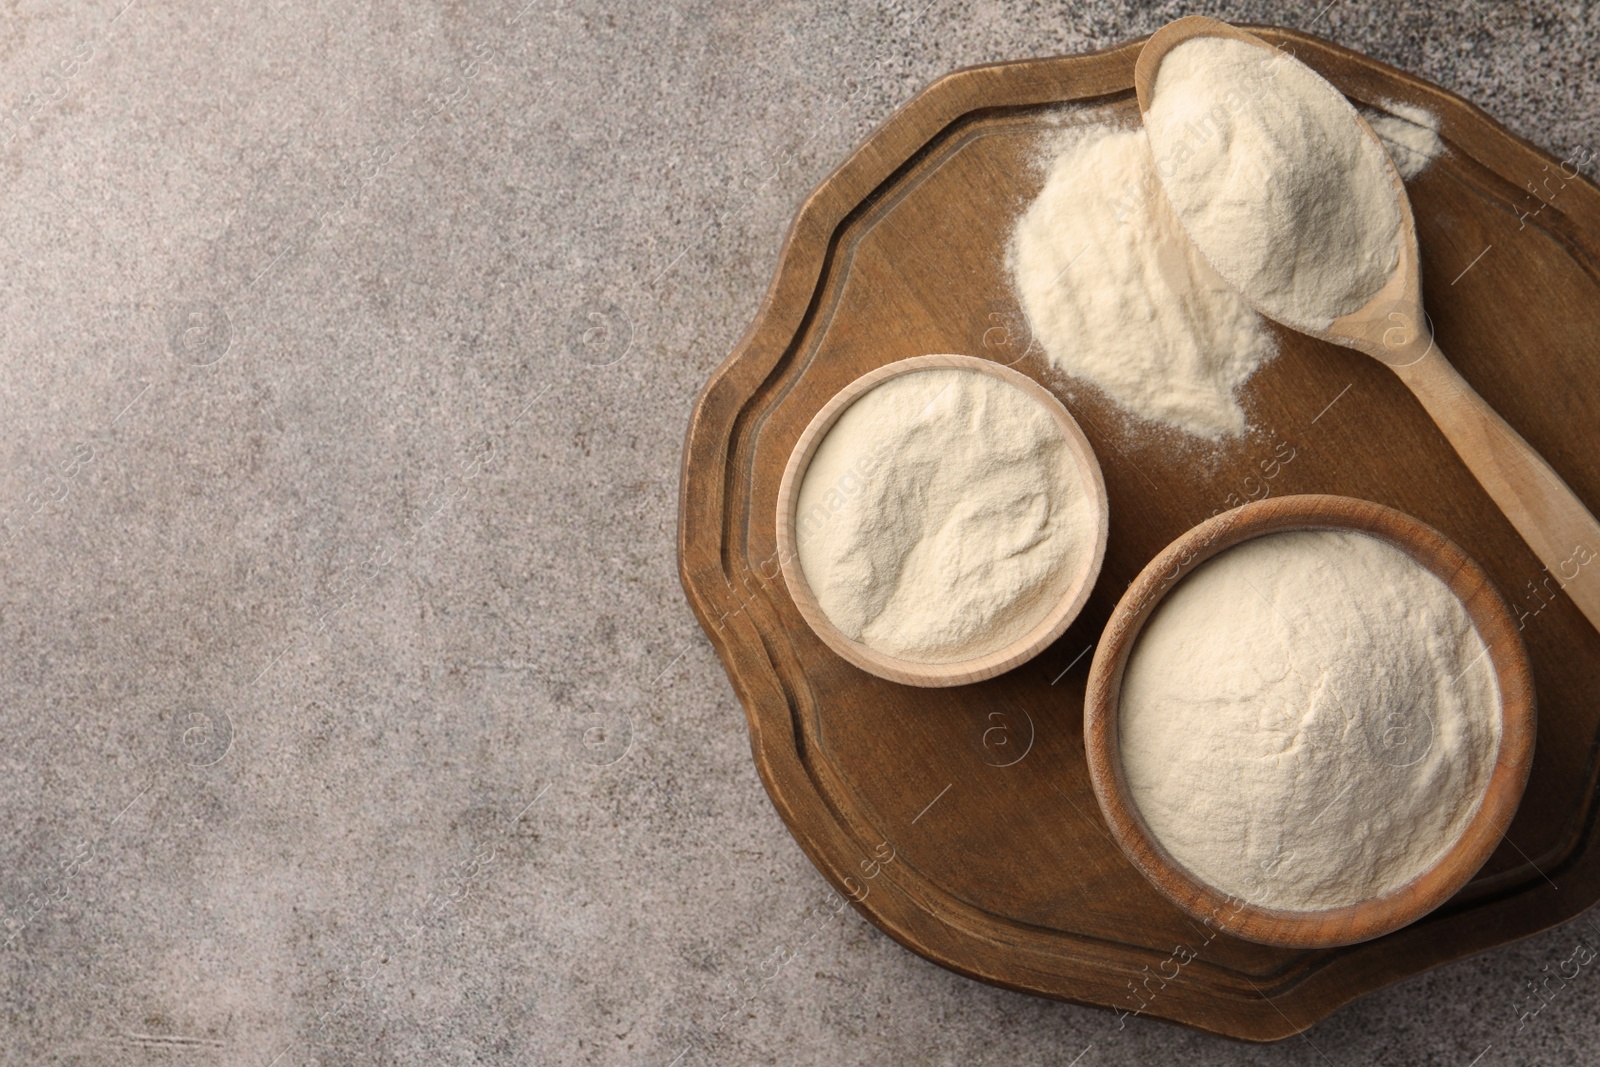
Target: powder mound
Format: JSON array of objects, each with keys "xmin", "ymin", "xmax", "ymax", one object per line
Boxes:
[
  {"xmin": 1146, "ymin": 37, "xmax": 1404, "ymax": 331},
  {"xmin": 1118, "ymin": 530, "xmax": 1501, "ymax": 912},
  {"xmin": 795, "ymin": 367, "xmax": 1095, "ymax": 664},
  {"xmin": 1011, "ymin": 125, "xmax": 1276, "ymax": 439}
]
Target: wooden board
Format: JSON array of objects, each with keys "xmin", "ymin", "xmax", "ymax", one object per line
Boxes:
[{"xmin": 676, "ymin": 26, "xmax": 1600, "ymax": 1041}]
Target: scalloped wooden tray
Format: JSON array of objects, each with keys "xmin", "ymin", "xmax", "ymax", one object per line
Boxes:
[{"xmin": 676, "ymin": 26, "xmax": 1600, "ymax": 1041}]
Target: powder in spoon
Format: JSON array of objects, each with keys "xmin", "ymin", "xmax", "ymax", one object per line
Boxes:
[
  {"xmin": 795, "ymin": 367, "xmax": 1095, "ymax": 663},
  {"xmin": 1119, "ymin": 530, "xmax": 1501, "ymax": 911},
  {"xmin": 1145, "ymin": 36, "xmax": 1404, "ymax": 331}
]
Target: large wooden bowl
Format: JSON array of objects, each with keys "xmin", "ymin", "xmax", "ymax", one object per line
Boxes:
[
  {"xmin": 1084, "ymin": 495, "xmax": 1537, "ymax": 948},
  {"xmin": 775, "ymin": 354, "xmax": 1109, "ymax": 687}
]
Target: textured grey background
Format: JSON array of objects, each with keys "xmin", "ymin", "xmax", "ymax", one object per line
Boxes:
[{"xmin": 2, "ymin": 1, "xmax": 1597, "ymax": 1064}]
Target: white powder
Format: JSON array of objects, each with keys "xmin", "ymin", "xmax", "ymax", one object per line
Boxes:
[
  {"xmin": 1009, "ymin": 96, "xmax": 1439, "ymax": 440},
  {"xmin": 1145, "ymin": 37, "xmax": 1404, "ymax": 331},
  {"xmin": 795, "ymin": 368, "xmax": 1095, "ymax": 663},
  {"xmin": 1119, "ymin": 530, "xmax": 1502, "ymax": 912},
  {"xmin": 1362, "ymin": 100, "xmax": 1445, "ymax": 181},
  {"xmin": 1012, "ymin": 125, "xmax": 1275, "ymax": 440}
]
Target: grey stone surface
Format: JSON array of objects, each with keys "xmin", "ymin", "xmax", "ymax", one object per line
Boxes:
[{"xmin": 1, "ymin": 1, "xmax": 1597, "ymax": 1064}]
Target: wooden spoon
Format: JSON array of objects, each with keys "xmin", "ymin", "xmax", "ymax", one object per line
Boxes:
[{"xmin": 1134, "ymin": 16, "xmax": 1600, "ymax": 635}]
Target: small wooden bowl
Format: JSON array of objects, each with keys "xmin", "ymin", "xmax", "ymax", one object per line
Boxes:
[
  {"xmin": 775, "ymin": 354, "xmax": 1109, "ymax": 688},
  {"xmin": 1083, "ymin": 495, "xmax": 1536, "ymax": 948}
]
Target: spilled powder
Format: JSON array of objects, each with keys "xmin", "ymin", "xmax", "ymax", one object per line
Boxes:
[
  {"xmin": 1362, "ymin": 100, "xmax": 1446, "ymax": 181},
  {"xmin": 1119, "ymin": 530, "xmax": 1501, "ymax": 911},
  {"xmin": 795, "ymin": 368, "xmax": 1095, "ymax": 663},
  {"xmin": 1011, "ymin": 125, "xmax": 1275, "ymax": 440}
]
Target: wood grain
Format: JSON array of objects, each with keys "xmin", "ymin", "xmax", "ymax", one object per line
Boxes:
[
  {"xmin": 1083, "ymin": 494, "xmax": 1536, "ymax": 949},
  {"xmin": 773, "ymin": 354, "xmax": 1109, "ymax": 687},
  {"xmin": 677, "ymin": 25, "xmax": 1600, "ymax": 1041}
]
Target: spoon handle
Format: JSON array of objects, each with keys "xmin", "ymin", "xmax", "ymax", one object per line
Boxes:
[{"xmin": 1394, "ymin": 347, "xmax": 1600, "ymax": 634}]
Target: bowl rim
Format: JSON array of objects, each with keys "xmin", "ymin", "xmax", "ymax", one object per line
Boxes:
[
  {"xmin": 774, "ymin": 353, "xmax": 1109, "ymax": 688},
  {"xmin": 1082, "ymin": 494, "xmax": 1537, "ymax": 948}
]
